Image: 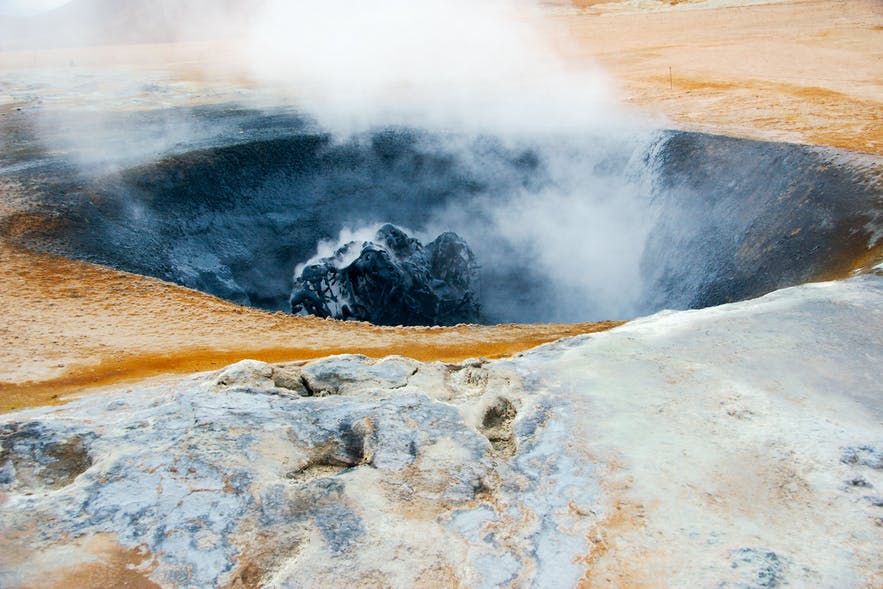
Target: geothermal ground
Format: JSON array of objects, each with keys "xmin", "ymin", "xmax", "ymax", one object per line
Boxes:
[
  {"xmin": 1, "ymin": 0, "xmax": 882, "ymax": 587},
  {"xmin": 553, "ymin": 0, "xmax": 883, "ymax": 154},
  {"xmin": 0, "ymin": 0, "xmax": 880, "ymax": 403}
]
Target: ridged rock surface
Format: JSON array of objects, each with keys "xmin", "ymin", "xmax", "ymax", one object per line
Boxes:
[
  {"xmin": 290, "ymin": 224, "xmax": 480, "ymax": 326},
  {"xmin": 1, "ymin": 276, "xmax": 881, "ymax": 587}
]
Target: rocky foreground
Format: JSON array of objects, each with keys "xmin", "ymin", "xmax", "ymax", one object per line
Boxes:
[{"xmin": 1, "ymin": 275, "xmax": 880, "ymax": 588}]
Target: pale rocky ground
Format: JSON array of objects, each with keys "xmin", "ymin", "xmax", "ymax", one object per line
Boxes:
[
  {"xmin": 1, "ymin": 1, "xmax": 882, "ymax": 587},
  {"xmin": 1, "ymin": 277, "xmax": 881, "ymax": 587}
]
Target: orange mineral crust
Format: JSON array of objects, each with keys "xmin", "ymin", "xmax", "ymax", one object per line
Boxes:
[
  {"xmin": 551, "ymin": 0, "xmax": 883, "ymax": 155},
  {"xmin": 0, "ymin": 240, "xmax": 621, "ymax": 413}
]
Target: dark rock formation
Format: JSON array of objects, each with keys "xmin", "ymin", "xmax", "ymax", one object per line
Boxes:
[{"xmin": 290, "ymin": 224, "xmax": 480, "ymax": 326}]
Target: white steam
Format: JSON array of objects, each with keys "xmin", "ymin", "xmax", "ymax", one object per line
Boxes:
[
  {"xmin": 482, "ymin": 139, "xmax": 658, "ymax": 320},
  {"xmin": 0, "ymin": 0, "xmax": 71, "ymax": 17},
  {"xmin": 4, "ymin": 0, "xmax": 667, "ymax": 322},
  {"xmin": 248, "ymin": 0, "xmax": 624, "ymax": 134},
  {"xmin": 294, "ymin": 224, "xmax": 387, "ymax": 278},
  {"xmin": 411, "ymin": 132, "xmax": 661, "ymax": 322},
  {"xmin": 248, "ymin": 1, "xmax": 660, "ymax": 320}
]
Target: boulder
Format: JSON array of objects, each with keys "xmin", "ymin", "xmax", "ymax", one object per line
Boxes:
[{"xmin": 290, "ymin": 224, "xmax": 480, "ymax": 326}]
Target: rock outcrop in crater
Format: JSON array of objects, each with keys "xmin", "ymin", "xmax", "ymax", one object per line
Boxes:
[{"xmin": 290, "ymin": 224, "xmax": 481, "ymax": 326}]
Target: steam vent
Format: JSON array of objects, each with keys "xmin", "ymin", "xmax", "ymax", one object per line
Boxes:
[{"xmin": 1, "ymin": 1, "xmax": 881, "ymax": 587}]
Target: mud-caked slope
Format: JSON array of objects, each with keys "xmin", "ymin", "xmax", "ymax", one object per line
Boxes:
[{"xmin": 642, "ymin": 132, "xmax": 882, "ymax": 309}]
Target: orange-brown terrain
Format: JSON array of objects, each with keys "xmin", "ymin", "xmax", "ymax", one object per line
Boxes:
[
  {"xmin": 1, "ymin": 0, "xmax": 881, "ymax": 411},
  {"xmin": 551, "ymin": 0, "xmax": 883, "ymax": 155},
  {"xmin": 0, "ymin": 238, "xmax": 620, "ymax": 413}
]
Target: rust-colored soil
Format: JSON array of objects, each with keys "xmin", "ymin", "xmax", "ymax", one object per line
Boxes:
[
  {"xmin": 553, "ymin": 0, "xmax": 883, "ymax": 154},
  {"xmin": 50, "ymin": 542, "xmax": 160, "ymax": 589},
  {"xmin": 0, "ymin": 239, "xmax": 621, "ymax": 413},
  {"xmin": 1, "ymin": 533, "xmax": 160, "ymax": 589}
]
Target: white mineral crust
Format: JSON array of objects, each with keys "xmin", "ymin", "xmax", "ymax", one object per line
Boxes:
[{"xmin": 1, "ymin": 276, "xmax": 881, "ymax": 587}]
